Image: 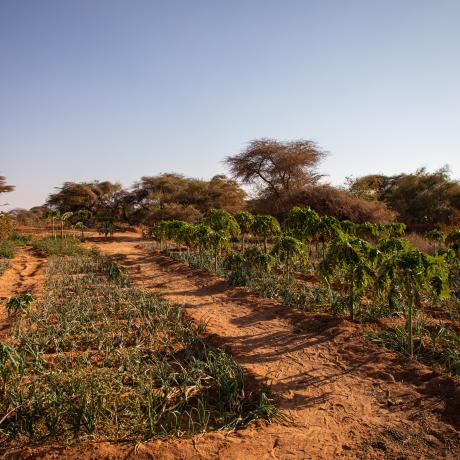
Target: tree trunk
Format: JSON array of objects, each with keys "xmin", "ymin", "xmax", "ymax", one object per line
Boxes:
[
  {"xmin": 264, "ymin": 237, "xmax": 267, "ymax": 253},
  {"xmin": 242, "ymin": 234, "xmax": 245, "ymax": 252},
  {"xmin": 60, "ymin": 221, "xmax": 64, "ymax": 239},
  {"xmin": 349, "ymin": 283, "xmax": 355, "ymax": 322},
  {"xmin": 408, "ymin": 295, "xmax": 414, "ymax": 357}
]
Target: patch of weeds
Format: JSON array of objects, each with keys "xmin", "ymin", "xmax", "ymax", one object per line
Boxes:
[
  {"xmin": 30, "ymin": 237, "xmax": 90, "ymax": 256},
  {"xmin": 0, "ymin": 253, "xmax": 279, "ymax": 446},
  {"xmin": 369, "ymin": 315, "xmax": 460, "ymax": 378},
  {"xmin": 6, "ymin": 292, "xmax": 35, "ymax": 315}
]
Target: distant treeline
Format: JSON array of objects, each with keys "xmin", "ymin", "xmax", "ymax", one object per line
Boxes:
[{"xmin": 4, "ymin": 138, "xmax": 460, "ymax": 232}]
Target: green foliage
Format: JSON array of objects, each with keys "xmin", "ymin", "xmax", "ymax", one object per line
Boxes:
[
  {"xmin": 0, "ymin": 254, "xmax": 277, "ymax": 445},
  {"xmin": 6, "ymin": 292, "xmax": 35, "ymax": 315},
  {"xmin": 0, "ymin": 213, "xmax": 15, "ymax": 241},
  {"xmin": 252, "ymin": 215, "xmax": 281, "ymax": 251},
  {"xmin": 446, "ymin": 229, "xmax": 460, "ymax": 256},
  {"xmin": 30, "ymin": 237, "xmax": 89, "ymax": 256},
  {"xmin": 272, "ymin": 235, "xmax": 307, "ymax": 272},
  {"xmin": 320, "ymin": 233, "xmax": 377, "ymax": 320},
  {"xmin": 205, "ymin": 208, "xmax": 240, "ymax": 238},
  {"xmin": 0, "ymin": 343, "xmax": 23, "ymax": 396},
  {"xmin": 376, "ymin": 249, "xmax": 450, "ymax": 356},
  {"xmin": 284, "ymin": 207, "xmax": 320, "ymax": 243}
]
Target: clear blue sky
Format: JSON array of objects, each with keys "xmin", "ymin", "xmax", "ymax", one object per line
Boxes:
[{"xmin": 1, "ymin": 0, "xmax": 459, "ymax": 209}]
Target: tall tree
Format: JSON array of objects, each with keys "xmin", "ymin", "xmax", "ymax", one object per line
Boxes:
[{"xmin": 226, "ymin": 138, "xmax": 326, "ymax": 198}]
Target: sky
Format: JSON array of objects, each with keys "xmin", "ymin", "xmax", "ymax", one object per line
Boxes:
[{"xmin": 1, "ymin": 0, "xmax": 459, "ymax": 209}]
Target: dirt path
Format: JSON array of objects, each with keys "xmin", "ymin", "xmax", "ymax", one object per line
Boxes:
[
  {"xmin": 6, "ymin": 235, "xmax": 460, "ymax": 459},
  {"xmin": 74, "ymin": 235, "xmax": 457, "ymax": 459},
  {"xmin": 0, "ymin": 247, "xmax": 45, "ymax": 339}
]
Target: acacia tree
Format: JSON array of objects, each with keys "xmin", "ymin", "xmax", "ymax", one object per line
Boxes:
[
  {"xmin": 377, "ymin": 250, "xmax": 449, "ymax": 356},
  {"xmin": 252, "ymin": 215, "xmax": 281, "ymax": 252},
  {"xmin": 226, "ymin": 139, "xmax": 326, "ymax": 198},
  {"xmin": 234, "ymin": 211, "xmax": 255, "ymax": 251},
  {"xmin": 0, "ymin": 176, "xmax": 14, "ymax": 201}
]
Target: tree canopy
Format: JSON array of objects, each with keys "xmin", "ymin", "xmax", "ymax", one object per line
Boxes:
[{"xmin": 347, "ymin": 167, "xmax": 460, "ymax": 231}]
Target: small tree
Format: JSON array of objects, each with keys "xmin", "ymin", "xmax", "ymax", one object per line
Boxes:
[
  {"xmin": 73, "ymin": 209, "xmax": 93, "ymax": 239},
  {"xmin": 320, "ymin": 233, "xmax": 376, "ymax": 321},
  {"xmin": 446, "ymin": 229, "xmax": 460, "ymax": 257},
  {"xmin": 272, "ymin": 235, "xmax": 307, "ymax": 274},
  {"xmin": 234, "ymin": 211, "xmax": 255, "ymax": 251},
  {"xmin": 284, "ymin": 207, "xmax": 320, "ymax": 255},
  {"xmin": 252, "ymin": 215, "xmax": 281, "ymax": 252},
  {"xmin": 426, "ymin": 229, "xmax": 446, "ymax": 254},
  {"xmin": 377, "ymin": 250, "xmax": 449, "ymax": 356},
  {"xmin": 205, "ymin": 209, "xmax": 240, "ymax": 238},
  {"xmin": 193, "ymin": 223, "xmax": 213, "ymax": 264},
  {"xmin": 60, "ymin": 211, "xmax": 73, "ymax": 238}
]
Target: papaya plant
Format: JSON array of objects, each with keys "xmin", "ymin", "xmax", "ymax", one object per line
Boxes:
[
  {"xmin": 252, "ymin": 215, "xmax": 281, "ymax": 252},
  {"xmin": 377, "ymin": 249, "xmax": 449, "ymax": 356},
  {"xmin": 234, "ymin": 211, "xmax": 255, "ymax": 251},
  {"xmin": 320, "ymin": 233, "xmax": 377, "ymax": 321},
  {"xmin": 426, "ymin": 229, "xmax": 446, "ymax": 254},
  {"xmin": 446, "ymin": 229, "xmax": 460, "ymax": 257},
  {"xmin": 284, "ymin": 207, "xmax": 320, "ymax": 255},
  {"xmin": 272, "ymin": 234, "xmax": 307, "ymax": 274}
]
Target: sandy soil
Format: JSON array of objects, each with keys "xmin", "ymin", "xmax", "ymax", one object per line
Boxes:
[
  {"xmin": 0, "ymin": 246, "xmax": 45, "ymax": 339},
  {"xmin": 1, "ymin": 234, "xmax": 459, "ymax": 459}
]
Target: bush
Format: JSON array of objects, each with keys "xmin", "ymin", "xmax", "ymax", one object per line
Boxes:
[{"xmin": 0, "ymin": 213, "xmax": 15, "ymax": 241}]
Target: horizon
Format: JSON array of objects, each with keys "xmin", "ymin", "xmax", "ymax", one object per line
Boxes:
[{"xmin": 2, "ymin": 0, "xmax": 460, "ymax": 210}]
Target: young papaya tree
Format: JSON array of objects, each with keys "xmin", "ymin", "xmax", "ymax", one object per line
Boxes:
[
  {"xmin": 320, "ymin": 233, "xmax": 377, "ymax": 321},
  {"xmin": 339, "ymin": 220, "xmax": 358, "ymax": 236},
  {"xmin": 446, "ymin": 229, "xmax": 460, "ymax": 257},
  {"xmin": 205, "ymin": 209, "xmax": 240, "ymax": 237},
  {"xmin": 60, "ymin": 211, "xmax": 73, "ymax": 239},
  {"xmin": 209, "ymin": 230, "xmax": 230, "ymax": 272},
  {"xmin": 284, "ymin": 207, "xmax": 320, "ymax": 255},
  {"xmin": 272, "ymin": 234, "xmax": 307, "ymax": 274},
  {"xmin": 252, "ymin": 214, "xmax": 281, "ymax": 252},
  {"xmin": 426, "ymin": 229, "xmax": 446, "ymax": 254},
  {"xmin": 73, "ymin": 209, "xmax": 93, "ymax": 239},
  {"xmin": 356, "ymin": 222, "xmax": 380, "ymax": 241},
  {"xmin": 245, "ymin": 247, "xmax": 275, "ymax": 275},
  {"xmin": 377, "ymin": 249, "xmax": 449, "ymax": 357},
  {"xmin": 234, "ymin": 211, "xmax": 255, "ymax": 251},
  {"xmin": 178, "ymin": 222, "xmax": 195, "ymax": 259},
  {"xmin": 193, "ymin": 223, "xmax": 213, "ymax": 264},
  {"xmin": 45, "ymin": 209, "xmax": 61, "ymax": 239},
  {"xmin": 166, "ymin": 220, "xmax": 189, "ymax": 252}
]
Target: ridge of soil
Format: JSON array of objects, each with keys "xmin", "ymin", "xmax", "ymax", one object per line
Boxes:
[{"xmin": 2, "ymin": 234, "xmax": 459, "ymax": 459}]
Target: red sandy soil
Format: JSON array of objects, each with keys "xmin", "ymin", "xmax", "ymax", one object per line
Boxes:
[
  {"xmin": 0, "ymin": 246, "xmax": 45, "ymax": 339},
  {"xmin": 1, "ymin": 233, "xmax": 460, "ymax": 459}
]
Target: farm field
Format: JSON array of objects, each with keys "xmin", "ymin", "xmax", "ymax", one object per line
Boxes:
[{"xmin": 0, "ymin": 229, "xmax": 458, "ymax": 459}]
